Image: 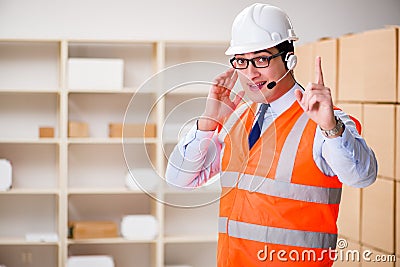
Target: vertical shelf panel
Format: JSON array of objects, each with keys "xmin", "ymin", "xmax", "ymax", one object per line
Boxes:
[{"xmin": 0, "ymin": 41, "xmax": 60, "ymax": 90}]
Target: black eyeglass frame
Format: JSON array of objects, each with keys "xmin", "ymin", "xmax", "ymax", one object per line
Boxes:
[{"xmin": 230, "ymin": 50, "xmax": 285, "ymax": 69}]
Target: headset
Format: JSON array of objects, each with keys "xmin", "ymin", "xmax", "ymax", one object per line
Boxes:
[
  {"xmin": 267, "ymin": 52, "xmax": 298, "ymax": 89},
  {"xmin": 285, "ymin": 52, "xmax": 297, "ymax": 71}
]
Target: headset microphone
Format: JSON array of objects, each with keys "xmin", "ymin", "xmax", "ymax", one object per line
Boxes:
[
  {"xmin": 267, "ymin": 52, "xmax": 297, "ymax": 89},
  {"xmin": 267, "ymin": 69, "xmax": 291, "ymax": 89},
  {"xmin": 267, "ymin": 81, "xmax": 276, "ymax": 89}
]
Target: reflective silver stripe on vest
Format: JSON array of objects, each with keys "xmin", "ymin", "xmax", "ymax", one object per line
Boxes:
[
  {"xmin": 220, "ymin": 172, "xmax": 240, "ymax": 188},
  {"xmin": 218, "ymin": 217, "xmax": 337, "ymax": 249},
  {"xmin": 219, "ymin": 216, "xmax": 228, "ymax": 234},
  {"xmin": 221, "ymin": 172, "xmax": 341, "ymax": 204},
  {"xmin": 275, "ymin": 113, "xmax": 309, "ymax": 183}
]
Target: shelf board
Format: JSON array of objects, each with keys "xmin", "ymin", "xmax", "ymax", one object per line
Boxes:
[
  {"xmin": 165, "ymin": 88, "xmax": 209, "ymax": 95},
  {"xmin": 0, "ymin": 237, "xmax": 59, "ymax": 245},
  {"xmin": 125, "ymin": 137, "xmax": 158, "ymax": 144},
  {"xmin": 67, "ymin": 137, "xmax": 157, "ymax": 144},
  {"xmin": 67, "ymin": 39, "xmax": 157, "ymax": 44},
  {"xmin": 163, "ymin": 235, "xmax": 218, "ymax": 243},
  {"xmin": 0, "ymin": 89, "xmax": 61, "ymax": 94},
  {"xmin": 67, "ymin": 88, "xmax": 142, "ymax": 94},
  {"xmin": 0, "ymin": 188, "xmax": 59, "ymax": 195},
  {"xmin": 162, "ymin": 138, "xmax": 178, "ymax": 144},
  {"xmin": 0, "ymin": 138, "xmax": 60, "ymax": 144},
  {"xmin": 0, "ymin": 38, "xmax": 62, "ymax": 42},
  {"xmin": 68, "ymin": 237, "xmax": 157, "ymax": 245},
  {"xmin": 67, "ymin": 188, "xmax": 149, "ymax": 195},
  {"xmin": 0, "ymin": 38, "xmax": 227, "ymax": 44}
]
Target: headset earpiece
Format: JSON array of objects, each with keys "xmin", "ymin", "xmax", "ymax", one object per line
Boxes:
[
  {"xmin": 285, "ymin": 52, "xmax": 297, "ymax": 70},
  {"xmin": 267, "ymin": 51, "xmax": 297, "ymax": 90}
]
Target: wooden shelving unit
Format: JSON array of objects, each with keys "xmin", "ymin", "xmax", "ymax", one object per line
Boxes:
[{"xmin": 0, "ymin": 38, "xmax": 228, "ymax": 267}]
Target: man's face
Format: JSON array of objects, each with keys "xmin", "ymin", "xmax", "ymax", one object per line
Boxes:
[{"xmin": 233, "ymin": 47, "xmax": 288, "ymax": 103}]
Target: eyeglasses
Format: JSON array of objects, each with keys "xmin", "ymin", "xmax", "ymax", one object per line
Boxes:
[{"xmin": 230, "ymin": 51, "xmax": 285, "ymax": 69}]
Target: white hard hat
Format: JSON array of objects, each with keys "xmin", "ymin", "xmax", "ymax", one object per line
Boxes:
[{"xmin": 225, "ymin": 3, "xmax": 298, "ymax": 55}]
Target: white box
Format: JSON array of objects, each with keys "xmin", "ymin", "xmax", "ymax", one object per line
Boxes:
[
  {"xmin": 67, "ymin": 256, "xmax": 114, "ymax": 267},
  {"xmin": 121, "ymin": 215, "xmax": 158, "ymax": 240},
  {"xmin": 0, "ymin": 159, "xmax": 12, "ymax": 191},
  {"xmin": 25, "ymin": 232, "xmax": 58, "ymax": 242},
  {"xmin": 68, "ymin": 58, "xmax": 124, "ymax": 90}
]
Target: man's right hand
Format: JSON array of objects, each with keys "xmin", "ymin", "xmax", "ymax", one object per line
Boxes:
[{"xmin": 198, "ymin": 68, "xmax": 245, "ymax": 131}]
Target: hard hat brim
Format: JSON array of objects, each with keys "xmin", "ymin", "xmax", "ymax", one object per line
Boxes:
[{"xmin": 225, "ymin": 38, "xmax": 298, "ymax": 56}]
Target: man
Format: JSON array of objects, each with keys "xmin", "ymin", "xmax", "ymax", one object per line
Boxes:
[{"xmin": 166, "ymin": 3, "xmax": 377, "ymax": 266}]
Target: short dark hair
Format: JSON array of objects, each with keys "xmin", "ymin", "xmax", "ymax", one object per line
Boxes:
[{"xmin": 275, "ymin": 41, "xmax": 294, "ymax": 68}]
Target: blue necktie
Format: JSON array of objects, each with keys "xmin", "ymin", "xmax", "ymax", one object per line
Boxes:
[{"xmin": 248, "ymin": 103, "xmax": 269, "ymax": 149}]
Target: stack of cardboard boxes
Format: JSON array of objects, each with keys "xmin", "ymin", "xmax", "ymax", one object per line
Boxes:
[{"xmin": 295, "ymin": 26, "xmax": 399, "ymax": 266}]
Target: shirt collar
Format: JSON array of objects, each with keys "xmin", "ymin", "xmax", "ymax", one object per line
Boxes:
[{"xmin": 256, "ymin": 83, "xmax": 300, "ymax": 117}]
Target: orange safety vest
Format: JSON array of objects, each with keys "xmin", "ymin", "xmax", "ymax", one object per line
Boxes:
[{"xmin": 217, "ymin": 100, "xmax": 360, "ymax": 267}]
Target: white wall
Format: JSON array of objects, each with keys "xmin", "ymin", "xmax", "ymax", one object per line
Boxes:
[{"xmin": 0, "ymin": 0, "xmax": 399, "ymax": 44}]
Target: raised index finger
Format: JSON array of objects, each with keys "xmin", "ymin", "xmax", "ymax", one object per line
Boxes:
[{"xmin": 315, "ymin": 56, "xmax": 324, "ymax": 85}]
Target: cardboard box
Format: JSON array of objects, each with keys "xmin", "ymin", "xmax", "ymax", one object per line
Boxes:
[
  {"xmin": 363, "ymin": 27, "xmax": 397, "ymax": 102},
  {"xmin": 68, "ymin": 121, "xmax": 89, "ymax": 138},
  {"xmin": 338, "ymin": 27, "xmax": 398, "ymax": 102},
  {"xmin": 363, "ymin": 104, "xmax": 395, "ymax": 179},
  {"xmin": 39, "ymin": 127, "xmax": 54, "ymax": 138},
  {"xmin": 69, "ymin": 221, "xmax": 118, "ymax": 239},
  {"xmin": 396, "ymin": 105, "xmax": 400, "ymax": 181},
  {"xmin": 68, "ymin": 58, "xmax": 124, "ymax": 90},
  {"xmin": 361, "ymin": 178, "xmax": 394, "ymax": 253},
  {"xmin": 294, "ymin": 42, "xmax": 314, "ymax": 86},
  {"xmin": 337, "ymin": 185, "xmax": 361, "ymax": 242},
  {"xmin": 295, "ymin": 38, "xmax": 338, "ymax": 102},
  {"xmin": 109, "ymin": 123, "xmax": 156, "ymax": 138},
  {"xmin": 338, "ymin": 33, "xmax": 366, "ymax": 102},
  {"xmin": 314, "ymin": 38, "xmax": 338, "ymax": 103}
]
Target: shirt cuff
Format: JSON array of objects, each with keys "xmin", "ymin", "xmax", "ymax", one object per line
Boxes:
[
  {"xmin": 182, "ymin": 123, "xmax": 215, "ymax": 147},
  {"xmin": 322, "ymin": 126, "xmax": 355, "ymax": 156}
]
